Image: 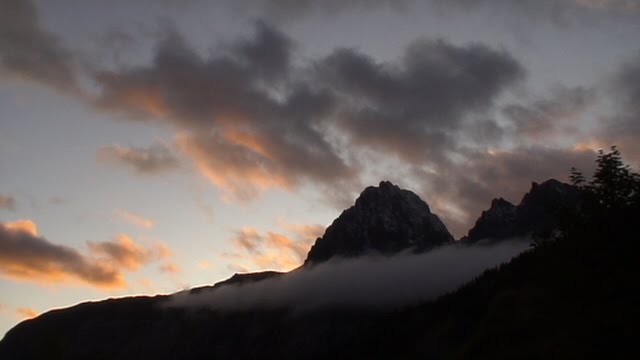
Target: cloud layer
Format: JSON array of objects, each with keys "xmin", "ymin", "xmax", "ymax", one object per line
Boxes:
[
  {"xmin": 170, "ymin": 240, "xmax": 530, "ymax": 311},
  {"xmin": 92, "ymin": 21, "xmax": 527, "ymax": 203}
]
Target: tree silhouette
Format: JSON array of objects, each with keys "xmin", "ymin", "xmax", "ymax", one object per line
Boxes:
[{"xmin": 570, "ymin": 146, "xmax": 640, "ymax": 211}]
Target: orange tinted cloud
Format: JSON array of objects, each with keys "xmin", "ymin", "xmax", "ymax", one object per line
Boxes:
[
  {"xmin": 4, "ymin": 219, "xmax": 38, "ymax": 236},
  {"xmin": 115, "ymin": 209, "xmax": 156, "ymax": 229},
  {"xmin": 178, "ymin": 132, "xmax": 293, "ymax": 201},
  {"xmin": 226, "ymin": 223, "xmax": 325, "ymax": 272},
  {"xmin": 0, "ymin": 222, "xmax": 176, "ymax": 290},
  {"xmin": 137, "ymin": 277, "xmax": 157, "ymax": 293},
  {"xmin": 277, "ymin": 220, "xmax": 324, "ymax": 242},
  {"xmin": 93, "ymin": 23, "xmax": 355, "ymax": 201},
  {"xmin": 88, "ymin": 234, "xmax": 172, "ymax": 271},
  {"xmin": 159, "ymin": 262, "xmax": 181, "ymax": 274},
  {"xmin": 0, "ymin": 195, "xmax": 16, "ymax": 211},
  {"xmin": 16, "ymin": 307, "xmax": 39, "ymax": 319},
  {"xmin": 0, "ymin": 220, "xmax": 126, "ymax": 289}
]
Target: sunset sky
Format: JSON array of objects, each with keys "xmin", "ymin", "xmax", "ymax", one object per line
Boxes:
[{"xmin": 1, "ymin": 0, "xmax": 640, "ymax": 336}]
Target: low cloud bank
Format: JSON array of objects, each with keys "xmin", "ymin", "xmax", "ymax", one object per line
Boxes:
[{"xmin": 169, "ymin": 239, "xmax": 530, "ymax": 311}]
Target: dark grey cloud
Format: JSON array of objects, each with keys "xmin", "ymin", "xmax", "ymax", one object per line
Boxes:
[
  {"xmin": 610, "ymin": 52, "xmax": 640, "ymax": 133},
  {"xmin": 94, "ymin": 22, "xmax": 355, "ymax": 199},
  {"xmin": 168, "ymin": 240, "xmax": 529, "ymax": 310},
  {"xmin": 232, "ymin": 20, "xmax": 294, "ymax": 83},
  {"xmin": 230, "ymin": 0, "xmax": 640, "ymax": 26},
  {"xmin": 97, "ymin": 143, "xmax": 180, "ymax": 175},
  {"xmin": 592, "ymin": 51, "xmax": 640, "ymax": 162},
  {"xmin": 0, "ymin": 195, "xmax": 16, "ymax": 211},
  {"xmin": 91, "ymin": 19, "xmax": 534, "ymax": 206},
  {"xmin": 0, "ymin": 0, "xmax": 78, "ymax": 93},
  {"xmin": 317, "ymin": 39, "xmax": 524, "ymax": 163},
  {"xmin": 502, "ymin": 85, "xmax": 597, "ymax": 140},
  {"xmin": 0, "ymin": 220, "xmax": 124, "ymax": 288}
]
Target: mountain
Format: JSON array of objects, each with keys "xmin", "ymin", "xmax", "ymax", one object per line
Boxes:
[
  {"xmin": 2, "ymin": 178, "xmax": 637, "ymax": 359},
  {"xmin": 188, "ymin": 270, "xmax": 285, "ymax": 294},
  {"xmin": 463, "ymin": 179, "xmax": 580, "ymax": 242},
  {"xmin": 305, "ymin": 181, "xmax": 453, "ymax": 264}
]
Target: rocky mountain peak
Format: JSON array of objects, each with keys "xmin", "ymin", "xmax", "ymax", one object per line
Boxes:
[
  {"xmin": 464, "ymin": 178, "xmax": 579, "ymax": 243},
  {"xmin": 462, "ymin": 198, "xmax": 518, "ymax": 242},
  {"xmin": 304, "ymin": 181, "xmax": 453, "ymax": 265}
]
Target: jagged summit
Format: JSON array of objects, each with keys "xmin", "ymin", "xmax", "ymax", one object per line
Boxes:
[
  {"xmin": 464, "ymin": 179, "xmax": 580, "ymax": 242},
  {"xmin": 305, "ymin": 181, "xmax": 453, "ymax": 265},
  {"xmin": 464, "ymin": 197, "xmax": 518, "ymax": 242}
]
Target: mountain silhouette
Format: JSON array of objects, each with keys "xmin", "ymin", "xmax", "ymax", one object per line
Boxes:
[
  {"xmin": 305, "ymin": 181, "xmax": 453, "ymax": 265},
  {"xmin": 1, "ymin": 178, "xmax": 637, "ymax": 359},
  {"xmin": 463, "ymin": 179, "xmax": 580, "ymax": 242}
]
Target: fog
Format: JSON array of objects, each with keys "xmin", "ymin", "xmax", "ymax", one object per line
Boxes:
[{"xmin": 168, "ymin": 239, "xmax": 530, "ymax": 311}]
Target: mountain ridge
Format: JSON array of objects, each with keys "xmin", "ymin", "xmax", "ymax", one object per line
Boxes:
[
  {"xmin": 463, "ymin": 178, "xmax": 580, "ymax": 242},
  {"xmin": 0, "ymin": 178, "xmax": 605, "ymax": 360}
]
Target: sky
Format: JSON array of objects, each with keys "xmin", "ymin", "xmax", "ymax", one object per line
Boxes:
[{"xmin": 1, "ymin": 0, "xmax": 640, "ymax": 337}]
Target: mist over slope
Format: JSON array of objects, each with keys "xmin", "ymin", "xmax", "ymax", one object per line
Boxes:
[{"xmin": 170, "ymin": 240, "xmax": 529, "ymax": 311}]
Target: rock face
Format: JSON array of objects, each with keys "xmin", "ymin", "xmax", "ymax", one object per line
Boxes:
[
  {"xmin": 464, "ymin": 198, "xmax": 518, "ymax": 242},
  {"xmin": 305, "ymin": 181, "xmax": 453, "ymax": 265},
  {"xmin": 464, "ymin": 179, "xmax": 579, "ymax": 242}
]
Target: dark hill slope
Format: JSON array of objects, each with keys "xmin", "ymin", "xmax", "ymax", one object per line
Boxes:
[
  {"xmin": 1, "ymin": 178, "xmax": 638, "ymax": 359},
  {"xmin": 2, "ymin": 215, "xmax": 637, "ymax": 359}
]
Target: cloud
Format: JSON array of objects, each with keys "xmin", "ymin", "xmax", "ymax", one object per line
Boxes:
[
  {"xmin": 169, "ymin": 240, "xmax": 530, "ymax": 311},
  {"xmin": 226, "ymin": 224, "xmax": 322, "ymax": 271},
  {"xmin": 94, "ymin": 21, "xmax": 526, "ymax": 200},
  {"xmin": 228, "ymin": 0, "xmax": 640, "ymax": 26},
  {"xmin": 16, "ymin": 307, "xmax": 38, "ymax": 319},
  {"xmin": 277, "ymin": 220, "xmax": 325, "ymax": 244},
  {"xmin": 159, "ymin": 262, "xmax": 181, "ymax": 274},
  {"xmin": 97, "ymin": 143, "xmax": 179, "ymax": 175},
  {"xmin": 95, "ymin": 22, "xmax": 356, "ymax": 200},
  {"xmin": 198, "ymin": 260, "xmax": 213, "ymax": 270},
  {"xmin": 87, "ymin": 234, "xmax": 171, "ymax": 271},
  {"xmin": 317, "ymin": 39, "xmax": 524, "ymax": 163},
  {"xmin": 0, "ymin": 0, "xmax": 78, "ymax": 93},
  {"xmin": 0, "ymin": 220, "xmax": 177, "ymax": 289},
  {"xmin": 612, "ymin": 55, "xmax": 640, "ymax": 119},
  {"xmin": 604, "ymin": 51, "xmax": 640, "ymax": 161},
  {"xmin": 115, "ymin": 209, "xmax": 156, "ymax": 229},
  {"xmin": 0, "ymin": 220, "xmax": 125, "ymax": 289},
  {"xmin": 0, "ymin": 195, "xmax": 16, "ymax": 211},
  {"xmin": 502, "ymin": 85, "xmax": 597, "ymax": 141}
]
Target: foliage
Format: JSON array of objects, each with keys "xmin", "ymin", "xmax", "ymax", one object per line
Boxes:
[{"xmin": 570, "ymin": 146, "xmax": 640, "ymax": 210}]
